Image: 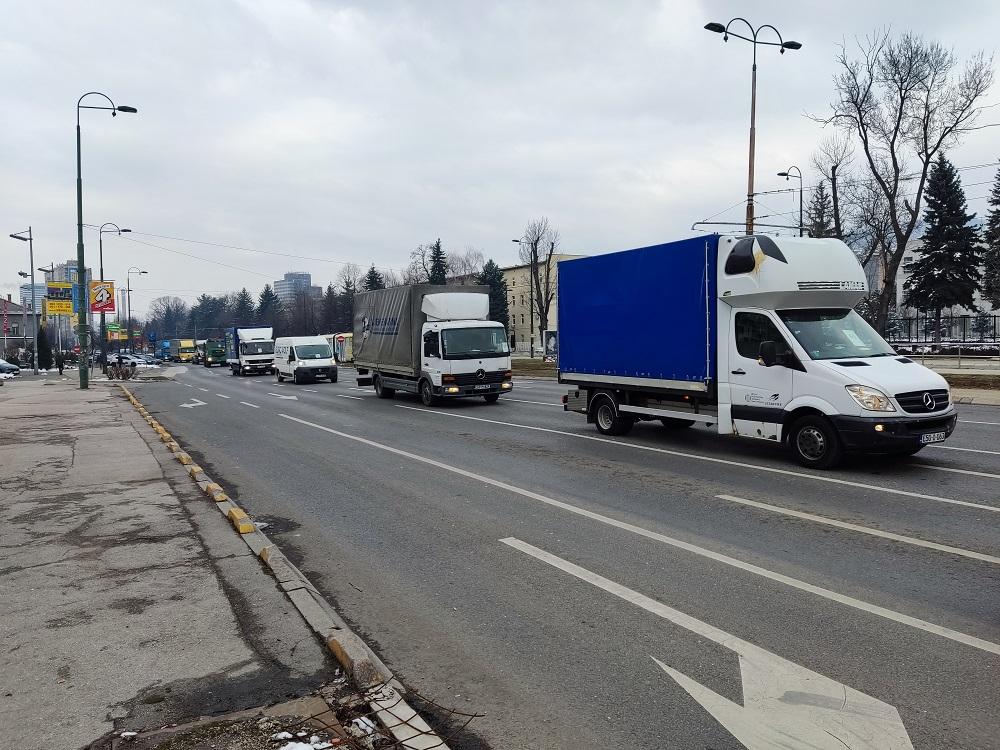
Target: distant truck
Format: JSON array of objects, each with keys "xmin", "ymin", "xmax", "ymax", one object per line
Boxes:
[
  {"xmin": 192, "ymin": 339, "xmax": 207, "ymax": 364},
  {"xmin": 169, "ymin": 338, "xmax": 196, "ymax": 363},
  {"xmin": 203, "ymin": 338, "xmax": 226, "ymax": 367},
  {"xmin": 158, "ymin": 340, "xmax": 170, "ymax": 360},
  {"xmin": 225, "ymin": 326, "xmax": 274, "ymax": 376},
  {"xmin": 559, "ymin": 234, "xmax": 956, "ymax": 468},
  {"xmin": 354, "ymin": 284, "xmax": 512, "ymax": 405}
]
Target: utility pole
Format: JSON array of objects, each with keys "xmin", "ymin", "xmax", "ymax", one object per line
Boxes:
[{"xmin": 10, "ymin": 227, "xmax": 38, "ymax": 374}]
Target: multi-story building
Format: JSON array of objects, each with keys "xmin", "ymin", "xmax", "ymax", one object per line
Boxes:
[
  {"xmin": 895, "ymin": 239, "xmax": 994, "ymax": 317},
  {"xmin": 18, "ymin": 283, "xmax": 47, "ymax": 312},
  {"xmin": 274, "ymin": 271, "xmax": 322, "ymax": 305},
  {"xmin": 501, "ymin": 254, "xmax": 583, "ymax": 354}
]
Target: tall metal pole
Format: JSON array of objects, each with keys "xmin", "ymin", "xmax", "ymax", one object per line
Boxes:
[
  {"xmin": 76, "ymin": 118, "xmax": 88, "ymax": 388},
  {"xmin": 126, "ymin": 276, "xmax": 132, "ymax": 354},
  {"xmin": 99, "ymin": 230, "xmax": 106, "ymax": 368},
  {"xmin": 746, "ymin": 55, "xmax": 757, "ymax": 235},
  {"xmin": 28, "ymin": 227, "xmax": 38, "ymax": 374}
]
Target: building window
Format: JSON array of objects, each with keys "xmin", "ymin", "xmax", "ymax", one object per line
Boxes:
[{"xmin": 520, "ymin": 314, "xmax": 524, "ymax": 325}]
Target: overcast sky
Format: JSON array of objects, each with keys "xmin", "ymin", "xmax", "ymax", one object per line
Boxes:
[{"xmin": 2, "ymin": 0, "xmax": 998, "ymax": 316}]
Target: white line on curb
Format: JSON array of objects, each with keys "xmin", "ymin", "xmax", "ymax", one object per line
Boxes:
[
  {"xmin": 278, "ymin": 412, "xmax": 1000, "ymax": 655},
  {"xmin": 393, "ymin": 406, "xmax": 1000, "ymax": 513},
  {"xmin": 239, "ymin": 401, "xmax": 259, "ymax": 408},
  {"xmin": 715, "ymin": 494, "xmax": 1000, "ymax": 565}
]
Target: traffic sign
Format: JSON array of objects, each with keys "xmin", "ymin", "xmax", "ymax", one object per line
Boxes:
[
  {"xmin": 89, "ymin": 281, "xmax": 116, "ymax": 314},
  {"xmin": 106, "ymin": 322, "xmax": 121, "ymax": 331}
]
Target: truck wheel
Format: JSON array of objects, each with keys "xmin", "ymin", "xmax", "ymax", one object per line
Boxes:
[
  {"xmin": 660, "ymin": 418, "xmax": 695, "ymax": 429},
  {"xmin": 420, "ymin": 379, "xmax": 437, "ymax": 407},
  {"xmin": 374, "ymin": 375, "xmax": 394, "ymax": 399},
  {"xmin": 483, "ymin": 393, "xmax": 500, "ymax": 404},
  {"xmin": 231, "ymin": 365, "xmax": 238, "ymax": 376},
  {"xmin": 789, "ymin": 416, "xmax": 843, "ymax": 469},
  {"xmin": 592, "ymin": 395, "xmax": 633, "ymax": 436}
]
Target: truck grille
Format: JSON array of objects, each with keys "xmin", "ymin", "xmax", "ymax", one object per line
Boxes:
[
  {"xmin": 894, "ymin": 389, "xmax": 949, "ymax": 414},
  {"xmin": 451, "ymin": 370, "xmax": 508, "ymax": 386}
]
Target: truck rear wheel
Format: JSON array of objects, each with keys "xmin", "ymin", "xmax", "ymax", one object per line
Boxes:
[
  {"xmin": 420, "ymin": 379, "xmax": 437, "ymax": 407},
  {"xmin": 592, "ymin": 394, "xmax": 633, "ymax": 436},
  {"xmin": 374, "ymin": 375, "xmax": 394, "ymax": 399},
  {"xmin": 789, "ymin": 415, "xmax": 843, "ymax": 469}
]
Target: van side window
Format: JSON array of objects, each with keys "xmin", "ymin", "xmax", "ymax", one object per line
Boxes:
[{"xmin": 735, "ymin": 312, "xmax": 792, "ymax": 360}]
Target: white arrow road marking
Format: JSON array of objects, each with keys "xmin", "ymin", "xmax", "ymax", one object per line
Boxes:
[
  {"xmin": 179, "ymin": 398, "xmax": 207, "ymax": 409},
  {"xmin": 303, "ymin": 388, "xmax": 317, "ymax": 392},
  {"xmin": 239, "ymin": 401, "xmax": 259, "ymax": 408},
  {"xmin": 502, "ymin": 537, "xmax": 914, "ymax": 750},
  {"xmin": 267, "ymin": 392, "xmax": 298, "ymax": 400},
  {"xmin": 278, "ymin": 412, "xmax": 1000, "ymax": 656},
  {"xmin": 216, "ymin": 394, "xmax": 230, "ymax": 399}
]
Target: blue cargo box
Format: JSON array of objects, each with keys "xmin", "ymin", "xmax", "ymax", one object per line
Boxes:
[{"xmin": 557, "ymin": 235, "xmax": 718, "ymax": 390}]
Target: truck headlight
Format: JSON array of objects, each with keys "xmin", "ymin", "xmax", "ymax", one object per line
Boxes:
[{"xmin": 846, "ymin": 385, "xmax": 895, "ymax": 412}]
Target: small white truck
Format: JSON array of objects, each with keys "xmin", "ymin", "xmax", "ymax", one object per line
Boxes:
[
  {"xmin": 225, "ymin": 326, "xmax": 275, "ymax": 376},
  {"xmin": 354, "ymin": 284, "xmax": 512, "ymax": 405}
]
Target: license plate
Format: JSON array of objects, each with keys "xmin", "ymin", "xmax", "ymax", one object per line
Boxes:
[
  {"xmin": 473, "ymin": 384, "xmax": 492, "ymax": 391},
  {"xmin": 920, "ymin": 431, "xmax": 946, "ymax": 444}
]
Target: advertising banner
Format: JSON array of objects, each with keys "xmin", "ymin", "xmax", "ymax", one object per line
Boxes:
[
  {"xmin": 46, "ymin": 282, "xmax": 73, "ymax": 315},
  {"xmin": 89, "ymin": 281, "xmax": 116, "ymax": 314}
]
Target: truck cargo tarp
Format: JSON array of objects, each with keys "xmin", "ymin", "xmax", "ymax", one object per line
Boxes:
[{"xmin": 558, "ymin": 236, "xmax": 717, "ymax": 385}]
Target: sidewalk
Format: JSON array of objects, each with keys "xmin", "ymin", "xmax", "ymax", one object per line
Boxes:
[{"xmin": 0, "ymin": 379, "xmax": 333, "ymax": 748}]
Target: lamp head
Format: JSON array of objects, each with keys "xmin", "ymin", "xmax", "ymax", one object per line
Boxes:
[
  {"xmin": 116, "ymin": 105, "xmax": 138, "ymax": 114},
  {"xmin": 782, "ymin": 40, "xmax": 802, "ymax": 51},
  {"xmin": 18, "ymin": 271, "xmax": 29, "ymax": 278},
  {"xmin": 9, "ymin": 233, "xmax": 28, "ymax": 241},
  {"xmin": 704, "ymin": 22, "xmax": 726, "ymax": 34}
]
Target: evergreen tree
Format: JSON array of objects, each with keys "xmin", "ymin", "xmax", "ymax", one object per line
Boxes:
[
  {"xmin": 428, "ymin": 239, "xmax": 448, "ymax": 284},
  {"xmin": 806, "ymin": 180, "xmax": 836, "ymax": 238},
  {"xmin": 363, "ymin": 265, "xmax": 385, "ymax": 291},
  {"xmin": 321, "ymin": 284, "xmax": 340, "ymax": 332},
  {"xmin": 338, "ymin": 274, "xmax": 356, "ymax": 330},
  {"xmin": 36, "ymin": 326, "xmax": 53, "ymax": 370},
  {"xmin": 474, "ymin": 259, "xmax": 510, "ymax": 331},
  {"xmin": 972, "ymin": 309, "xmax": 992, "ymax": 341},
  {"xmin": 903, "ymin": 154, "xmax": 981, "ymax": 341},
  {"xmin": 983, "ymin": 166, "xmax": 1000, "ymax": 309},
  {"xmin": 257, "ymin": 284, "xmax": 283, "ymax": 329},
  {"xmin": 232, "ymin": 287, "xmax": 256, "ymax": 324}
]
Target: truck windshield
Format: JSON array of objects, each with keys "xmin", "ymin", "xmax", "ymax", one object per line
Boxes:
[
  {"xmin": 441, "ymin": 327, "xmax": 510, "ymax": 359},
  {"xmin": 294, "ymin": 344, "xmax": 332, "ymax": 360},
  {"xmin": 778, "ymin": 309, "xmax": 895, "ymax": 360},
  {"xmin": 241, "ymin": 341, "xmax": 274, "ymax": 355}
]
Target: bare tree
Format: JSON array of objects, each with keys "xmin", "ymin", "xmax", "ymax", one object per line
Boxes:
[
  {"xmin": 449, "ymin": 247, "xmax": 486, "ymax": 283},
  {"xmin": 405, "ymin": 245, "xmax": 431, "ymax": 283},
  {"xmin": 382, "ymin": 268, "xmax": 403, "ymax": 288},
  {"xmin": 810, "ymin": 134, "xmax": 854, "ymax": 240},
  {"xmin": 815, "ymin": 30, "xmax": 993, "ymax": 331},
  {"xmin": 335, "ymin": 263, "xmax": 362, "ymax": 294},
  {"xmin": 517, "ymin": 217, "xmax": 560, "ymax": 350}
]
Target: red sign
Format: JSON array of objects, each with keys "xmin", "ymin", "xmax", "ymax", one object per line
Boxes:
[
  {"xmin": 2, "ymin": 297, "xmax": 7, "ymax": 334},
  {"xmin": 73, "ymin": 345, "xmax": 81, "ymax": 354}
]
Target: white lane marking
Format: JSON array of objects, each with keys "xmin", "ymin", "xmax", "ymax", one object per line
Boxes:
[
  {"xmin": 912, "ymin": 463, "xmax": 1000, "ymax": 480},
  {"xmin": 239, "ymin": 401, "xmax": 259, "ymax": 408},
  {"xmin": 393, "ymin": 406, "xmax": 1000, "ymax": 513},
  {"xmin": 350, "ymin": 387, "xmax": 370, "ymax": 392},
  {"xmin": 336, "ymin": 394, "xmax": 363, "ymax": 400},
  {"xmin": 216, "ymin": 394, "xmax": 231, "ymax": 399},
  {"xmin": 266, "ymin": 392, "xmax": 298, "ymax": 400},
  {"xmin": 198, "ymin": 387, "xmax": 209, "ymax": 392},
  {"xmin": 961, "ymin": 420, "xmax": 1000, "ymax": 426},
  {"xmin": 503, "ymin": 538, "xmax": 914, "ymax": 749},
  {"xmin": 279, "ymin": 412, "xmax": 1000, "ymax": 655},
  {"xmin": 303, "ymin": 388, "xmax": 317, "ymax": 392},
  {"xmin": 716, "ymin": 494, "xmax": 1000, "ymax": 565},
  {"xmin": 928, "ymin": 444, "xmax": 1000, "ymax": 456},
  {"xmin": 183, "ymin": 383, "xmax": 193, "ymax": 388},
  {"xmin": 503, "ymin": 397, "xmax": 560, "ymax": 406},
  {"xmin": 180, "ymin": 398, "xmax": 207, "ymax": 409}
]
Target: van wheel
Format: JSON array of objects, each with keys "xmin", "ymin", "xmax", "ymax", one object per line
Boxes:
[
  {"xmin": 374, "ymin": 375, "xmax": 394, "ymax": 399},
  {"xmin": 330, "ymin": 373, "xmax": 338, "ymax": 383},
  {"xmin": 484, "ymin": 393, "xmax": 500, "ymax": 404},
  {"xmin": 591, "ymin": 394, "xmax": 633, "ymax": 436},
  {"xmin": 276, "ymin": 371, "xmax": 284, "ymax": 382},
  {"xmin": 789, "ymin": 416, "xmax": 843, "ymax": 469},
  {"xmin": 660, "ymin": 418, "xmax": 695, "ymax": 429},
  {"xmin": 420, "ymin": 379, "xmax": 437, "ymax": 407},
  {"xmin": 292, "ymin": 370, "xmax": 300, "ymax": 385}
]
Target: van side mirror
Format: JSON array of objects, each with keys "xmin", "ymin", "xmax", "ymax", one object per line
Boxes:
[{"xmin": 758, "ymin": 340, "xmax": 777, "ymax": 367}]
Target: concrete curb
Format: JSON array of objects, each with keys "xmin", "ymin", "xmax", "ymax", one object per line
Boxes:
[{"xmin": 117, "ymin": 385, "xmax": 445, "ymax": 749}]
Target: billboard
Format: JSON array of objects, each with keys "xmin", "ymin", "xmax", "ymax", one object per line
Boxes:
[
  {"xmin": 46, "ymin": 282, "xmax": 73, "ymax": 315},
  {"xmin": 89, "ymin": 281, "xmax": 116, "ymax": 314}
]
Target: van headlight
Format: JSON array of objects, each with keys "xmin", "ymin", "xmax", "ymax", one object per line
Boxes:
[{"xmin": 846, "ymin": 385, "xmax": 895, "ymax": 412}]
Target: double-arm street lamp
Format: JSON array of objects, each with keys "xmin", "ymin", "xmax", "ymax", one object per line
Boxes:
[
  {"xmin": 704, "ymin": 19, "xmax": 801, "ymax": 235},
  {"xmin": 76, "ymin": 92, "xmax": 138, "ymax": 388},
  {"xmin": 777, "ymin": 165, "xmax": 804, "ymax": 236},
  {"xmin": 9, "ymin": 227, "xmax": 38, "ymax": 374},
  {"xmin": 86, "ymin": 223, "xmax": 131, "ymax": 367},
  {"xmin": 126, "ymin": 267, "xmax": 147, "ymax": 354}
]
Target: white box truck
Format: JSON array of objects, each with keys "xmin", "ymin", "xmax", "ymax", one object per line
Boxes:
[
  {"xmin": 559, "ymin": 234, "xmax": 958, "ymax": 468},
  {"xmin": 354, "ymin": 284, "xmax": 512, "ymax": 405},
  {"xmin": 226, "ymin": 326, "xmax": 274, "ymax": 376}
]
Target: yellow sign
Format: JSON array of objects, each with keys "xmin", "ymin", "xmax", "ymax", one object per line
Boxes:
[{"xmin": 89, "ymin": 280, "xmax": 116, "ymax": 314}]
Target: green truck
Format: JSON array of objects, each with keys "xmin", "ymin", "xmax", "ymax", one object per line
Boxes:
[{"xmin": 203, "ymin": 338, "xmax": 226, "ymax": 367}]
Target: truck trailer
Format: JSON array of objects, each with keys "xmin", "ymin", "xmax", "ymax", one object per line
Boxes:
[
  {"xmin": 559, "ymin": 234, "xmax": 957, "ymax": 468},
  {"xmin": 225, "ymin": 327, "xmax": 274, "ymax": 376},
  {"xmin": 354, "ymin": 284, "xmax": 512, "ymax": 405}
]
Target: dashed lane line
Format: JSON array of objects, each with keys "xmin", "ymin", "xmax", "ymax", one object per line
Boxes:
[
  {"xmin": 216, "ymin": 394, "xmax": 231, "ymax": 399},
  {"xmin": 393, "ymin": 405, "xmax": 1000, "ymax": 513},
  {"xmin": 337, "ymin": 394, "xmax": 363, "ymax": 400},
  {"xmin": 239, "ymin": 401, "xmax": 259, "ymax": 408},
  {"xmin": 928, "ymin": 444, "xmax": 1000, "ymax": 456}
]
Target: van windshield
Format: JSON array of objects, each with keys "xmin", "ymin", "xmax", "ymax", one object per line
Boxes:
[
  {"xmin": 441, "ymin": 327, "xmax": 510, "ymax": 359},
  {"xmin": 294, "ymin": 344, "xmax": 332, "ymax": 360},
  {"xmin": 778, "ymin": 309, "xmax": 895, "ymax": 360},
  {"xmin": 241, "ymin": 341, "xmax": 274, "ymax": 355}
]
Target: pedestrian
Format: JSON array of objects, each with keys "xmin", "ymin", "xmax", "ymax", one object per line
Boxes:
[{"xmin": 55, "ymin": 350, "xmax": 64, "ymax": 375}]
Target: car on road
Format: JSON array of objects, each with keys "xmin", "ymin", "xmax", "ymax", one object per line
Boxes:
[{"xmin": 0, "ymin": 358, "xmax": 20, "ymax": 376}]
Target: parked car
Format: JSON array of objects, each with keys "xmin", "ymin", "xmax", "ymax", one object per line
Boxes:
[{"xmin": 0, "ymin": 358, "xmax": 20, "ymax": 375}]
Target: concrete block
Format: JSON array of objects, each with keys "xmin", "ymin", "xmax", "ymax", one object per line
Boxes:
[
  {"xmin": 185, "ymin": 464, "xmax": 203, "ymax": 476},
  {"xmin": 287, "ymin": 588, "xmax": 339, "ymax": 637},
  {"xmin": 203, "ymin": 482, "xmax": 223, "ymax": 495},
  {"xmin": 242, "ymin": 530, "xmax": 269, "ymax": 555},
  {"xmin": 211, "ymin": 491, "xmax": 229, "ymax": 503},
  {"xmin": 227, "ymin": 507, "xmax": 254, "ymax": 534},
  {"xmin": 263, "ymin": 553, "xmax": 301, "ymax": 584},
  {"xmin": 326, "ymin": 632, "xmax": 386, "ymax": 690},
  {"xmin": 259, "ymin": 544, "xmax": 277, "ymax": 562},
  {"xmin": 176, "ymin": 452, "xmax": 193, "ymax": 465}
]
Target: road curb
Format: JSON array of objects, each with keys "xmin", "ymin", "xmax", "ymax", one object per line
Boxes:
[{"xmin": 117, "ymin": 384, "xmax": 444, "ymax": 749}]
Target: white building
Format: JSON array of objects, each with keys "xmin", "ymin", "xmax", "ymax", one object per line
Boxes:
[
  {"xmin": 895, "ymin": 240, "xmax": 994, "ymax": 317},
  {"xmin": 274, "ymin": 271, "xmax": 322, "ymax": 305}
]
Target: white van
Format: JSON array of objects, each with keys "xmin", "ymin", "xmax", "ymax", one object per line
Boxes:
[{"xmin": 273, "ymin": 336, "xmax": 338, "ymax": 384}]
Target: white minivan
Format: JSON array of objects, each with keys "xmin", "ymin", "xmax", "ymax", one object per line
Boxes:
[{"xmin": 273, "ymin": 336, "xmax": 338, "ymax": 384}]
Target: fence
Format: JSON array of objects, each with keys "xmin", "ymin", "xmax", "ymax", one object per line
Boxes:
[{"xmin": 887, "ymin": 314, "xmax": 1000, "ymax": 346}]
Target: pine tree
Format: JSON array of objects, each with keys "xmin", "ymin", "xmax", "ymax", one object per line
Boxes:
[
  {"xmin": 475, "ymin": 259, "xmax": 510, "ymax": 331},
  {"xmin": 36, "ymin": 325, "xmax": 53, "ymax": 370},
  {"xmin": 257, "ymin": 284, "xmax": 283, "ymax": 329},
  {"xmin": 363, "ymin": 265, "xmax": 385, "ymax": 291},
  {"xmin": 983, "ymin": 166, "xmax": 1000, "ymax": 309},
  {"xmin": 428, "ymin": 239, "xmax": 448, "ymax": 285},
  {"xmin": 806, "ymin": 180, "xmax": 836, "ymax": 238},
  {"xmin": 338, "ymin": 274, "xmax": 356, "ymax": 331},
  {"xmin": 321, "ymin": 284, "xmax": 339, "ymax": 332},
  {"xmin": 903, "ymin": 154, "xmax": 981, "ymax": 341},
  {"xmin": 232, "ymin": 287, "xmax": 256, "ymax": 324}
]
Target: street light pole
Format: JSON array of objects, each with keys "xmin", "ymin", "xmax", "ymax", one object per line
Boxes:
[
  {"xmin": 777, "ymin": 166, "xmax": 804, "ymax": 236},
  {"xmin": 91, "ymin": 223, "xmax": 131, "ymax": 369},
  {"xmin": 704, "ymin": 19, "xmax": 801, "ymax": 235},
  {"xmin": 127, "ymin": 267, "xmax": 147, "ymax": 354},
  {"xmin": 76, "ymin": 92, "xmax": 138, "ymax": 388},
  {"xmin": 10, "ymin": 227, "xmax": 38, "ymax": 374}
]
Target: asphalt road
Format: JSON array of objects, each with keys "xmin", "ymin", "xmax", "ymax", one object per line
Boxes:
[{"xmin": 131, "ymin": 364, "xmax": 1000, "ymax": 749}]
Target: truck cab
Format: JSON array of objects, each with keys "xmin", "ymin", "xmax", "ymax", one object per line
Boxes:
[
  {"xmin": 418, "ymin": 319, "xmax": 512, "ymax": 404},
  {"xmin": 226, "ymin": 327, "xmax": 275, "ymax": 376}
]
